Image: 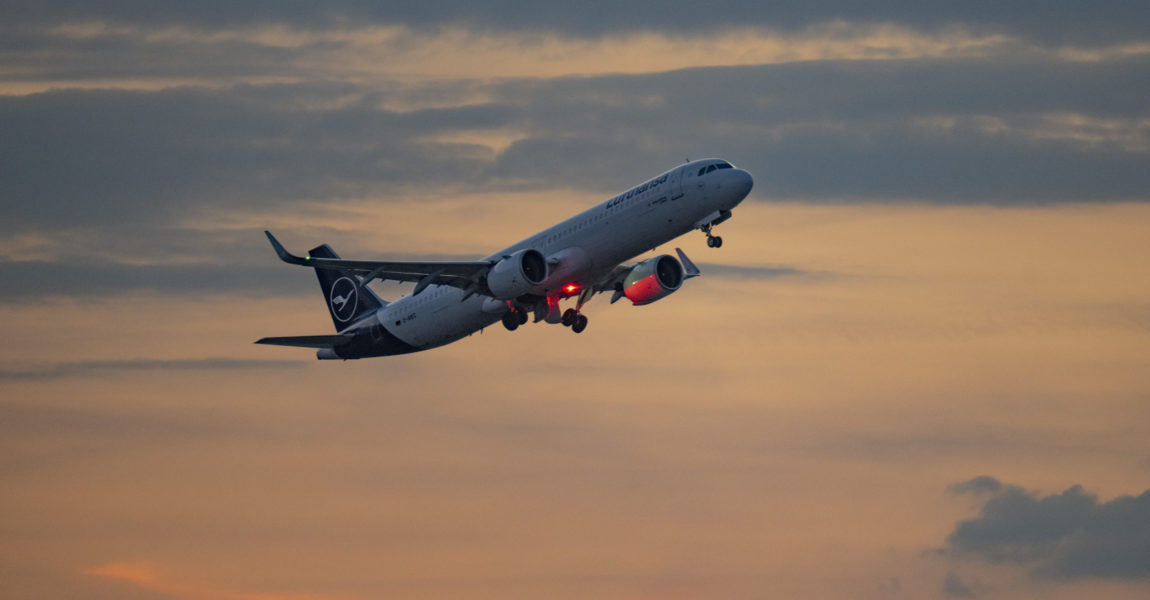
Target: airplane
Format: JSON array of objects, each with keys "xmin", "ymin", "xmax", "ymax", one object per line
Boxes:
[{"xmin": 257, "ymin": 158, "xmax": 754, "ymax": 359}]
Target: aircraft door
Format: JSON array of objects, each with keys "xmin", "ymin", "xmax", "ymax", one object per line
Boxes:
[{"xmin": 669, "ymin": 167, "xmax": 684, "ymax": 201}]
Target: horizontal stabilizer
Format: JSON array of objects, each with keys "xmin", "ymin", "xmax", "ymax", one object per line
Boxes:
[{"xmin": 255, "ymin": 335, "xmax": 354, "ymax": 349}]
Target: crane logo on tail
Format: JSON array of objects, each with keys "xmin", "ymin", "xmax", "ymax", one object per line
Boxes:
[{"xmin": 328, "ymin": 276, "xmax": 359, "ymax": 322}]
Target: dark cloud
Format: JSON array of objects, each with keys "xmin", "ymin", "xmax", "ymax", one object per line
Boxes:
[
  {"xmin": 0, "ymin": 358, "xmax": 306, "ymax": 380},
  {"xmin": 7, "ymin": 54, "xmax": 1149, "ymax": 237},
  {"xmin": 490, "ymin": 58, "xmax": 1150, "ymax": 201},
  {"xmin": 509, "ymin": 56, "xmax": 1150, "ymax": 124},
  {"xmin": 0, "ymin": 260, "xmax": 305, "ymax": 300},
  {"xmin": 941, "ymin": 572, "xmax": 978, "ymax": 598},
  {"xmin": 0, "ymin": 26, "xmax": 307, "ymax": 85},
  {"xmin": 0, "ymin": 222, "xmax": 492, "ymax": 302},
  {"xmin": 0, "ymin": 257, "xmax": 808, "ymax": 302},
  {"xmin": 948, "ymin": 475, "xmax": 1005, "ymax": 495},
  {"xmin": 0, "ymin": 225, "xmax": 321, "ymax": 300},
  {"xmin": 943, "ymin": 477, "xmax": 1150, "ymax": 580},
  {"xmin": 3, "ymin": 12, "xmax": 1148, "ymax": 309},
  {"xmin": 3, "ymin": 1, "xmax": 1148, "ymax": 47},
  {"xmin": 0, "ymin": 87, "xmax": 508, "ymax": 229},
  {"xmin": 693, "ymin": 263, "xmax": 807, "ymax": 280}
]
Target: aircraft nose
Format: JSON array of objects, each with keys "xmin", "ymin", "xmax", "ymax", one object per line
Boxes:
[{"xmin": 733, "ymin": 168, "xmax": 754, "ymax": 196}]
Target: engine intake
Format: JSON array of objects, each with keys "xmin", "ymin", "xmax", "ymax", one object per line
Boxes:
[
  {"xmin": 623, "ymin": 255, "xmax": 683, "ymax": 305},
  {"xmin": 487, "ymin": 249, "xmax": 548, "ymax": 299}
]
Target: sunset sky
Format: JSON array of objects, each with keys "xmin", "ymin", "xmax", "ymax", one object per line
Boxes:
[{"xmin": 2, "ymin": 3, "xmax": 1149, "ymax": 599}]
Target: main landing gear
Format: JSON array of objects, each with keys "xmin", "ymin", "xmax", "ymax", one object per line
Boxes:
[
  {"xmin": 503, "ymin": 287, "xmax": 593, "ymax": 334},
  {"xmin": 561, "ymin": 308, "xmax": 588, "ymax": 333},
  {"xmin": 702, "ymin": 222, "xmax": 723, "ymax": 248},
  {"xmin": 501, "ymin": 306, "xmax": 529, "ymax": 331},
  {"xmin": 560, "ymin": 286, "xmax": 594, "ymax": 334}
]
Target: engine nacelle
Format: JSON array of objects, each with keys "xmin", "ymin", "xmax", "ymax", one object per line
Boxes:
[
  {"xmin": 623, "ymin": 255, "xmax": 684, "ymax": 305},
  {"xmin": 487, "ymin": 248, "xmax": 548, "ymax": 299}
]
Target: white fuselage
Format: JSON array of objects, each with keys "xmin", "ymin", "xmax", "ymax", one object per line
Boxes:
[{"xmin": 369, "ymin": 159, "xmax": 753, "ymax": 350}]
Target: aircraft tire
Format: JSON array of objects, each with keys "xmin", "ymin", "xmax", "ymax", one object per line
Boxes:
[{"xmin": 572, "ymin": 315, "xmax": 588, "ymax": 333}]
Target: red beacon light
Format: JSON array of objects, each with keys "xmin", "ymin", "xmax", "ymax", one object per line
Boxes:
[{"xmin": 563, "ymin": 283, "xmax": 580, "ymax": 295}]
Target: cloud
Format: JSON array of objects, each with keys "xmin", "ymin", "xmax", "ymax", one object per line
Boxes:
[
  {"xmin": 4, "ymin": 2, "xmax": 1149, "ymax": 48},
  {"xmin": 3, "ymin": 18, "xmax": 1100, "ymax": 90},
  {"xmin": 0, "ymin": 222, "xmax": 501, "ymax": 301},
  {"xmin": 694, "ymin": 263, "xmax": 808, "ymax": 280},
  {"xmin": 943, "ymin": 476, "xmax": 1150, "ymax": 580},
  {"xmin": 2, "ymin": 2, "xmax": 1148, "ymax": 331},
  {"xmin": 0, "ymin": 86, "xmax": 509, "ymax": 230},
  {"xmin": 0, "ymin": 358, "xmax": 305, "ymax": 380},
  {"xmin": 942, "ymin": 571, "xmax": 979, "ymax": 598},
  {"xmin": 5, "ymin": 55, "xmax": 1150, "ymax": 238},
  {"xmin": 0, "ymin": 260, "xmax": 306, "ymax": 300},
  {"xmin": 947, "ymin": 475, "xmax": 1005, "ymax": 495},
  {"xmin": 0, "ymin": 257, "xmax": 811, "ymax": 302}
]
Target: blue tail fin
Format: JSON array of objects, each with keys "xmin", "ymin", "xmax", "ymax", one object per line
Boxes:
[{"xmin": 308, "ymin": 244, "xmax": 386, "ymax": 331}]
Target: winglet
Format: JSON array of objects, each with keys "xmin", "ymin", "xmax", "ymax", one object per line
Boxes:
[
  {"xmin": 265, "ymin": 230, "xmax": 309, "ymax": 266},
  {"xmin": 676, "ymin": 247, "xmax": 701, "ymax": 279}
]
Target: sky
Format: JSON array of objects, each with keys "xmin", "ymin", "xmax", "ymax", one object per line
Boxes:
[{"xmin": 1, "ymin": 2, "xmax": 1149, "ymax": 599}]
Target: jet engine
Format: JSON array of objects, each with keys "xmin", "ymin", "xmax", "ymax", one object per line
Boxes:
[
  {"xmin": 487, "ymin": 248, "xmax": 548, "ymax": 299},
  {"xmin": 622, "ymin": 254, "xmax": 684, "ymax": 305}
]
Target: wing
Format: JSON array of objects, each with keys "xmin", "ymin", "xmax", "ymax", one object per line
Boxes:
[
  {"xmin": 265, "ymin": 231, "xmax": 495, "ymax": 296},
  {"xmin": 255, "ymin": 335, "xmax": 353, "ymax": 348}
]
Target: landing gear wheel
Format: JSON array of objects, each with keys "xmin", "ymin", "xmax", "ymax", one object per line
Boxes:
[
  {"xmin": 501, "ymin": 311, "xmax": 520, "ymax": 331},
  {"xmin": 702, "ymin": 223, "xmax": 723, "ymax": 248},
  {"xmin": 572, "ymin": 314, "xmax": 588, "ymax": 334},
  {"xmin": 561, "ymin": 308, "xmax": 577, "ymax": 327},
  {"xmin": 516, "ymin": 307, "xmax": 529, "ymax": 325}
]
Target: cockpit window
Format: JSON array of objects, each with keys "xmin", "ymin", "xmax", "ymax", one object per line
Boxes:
[{"xmin": 698, "ymin": 161, "xmax": 734, "ymax": 176}]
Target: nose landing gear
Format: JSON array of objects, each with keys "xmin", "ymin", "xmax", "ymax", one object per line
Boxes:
[
  {"xmin": 702, "ymin": 223, "xmax": 723, "ymax": 248},
  {"xmin": 697, "ymin": 209, "xmax": 732, "ymax": 248}
]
